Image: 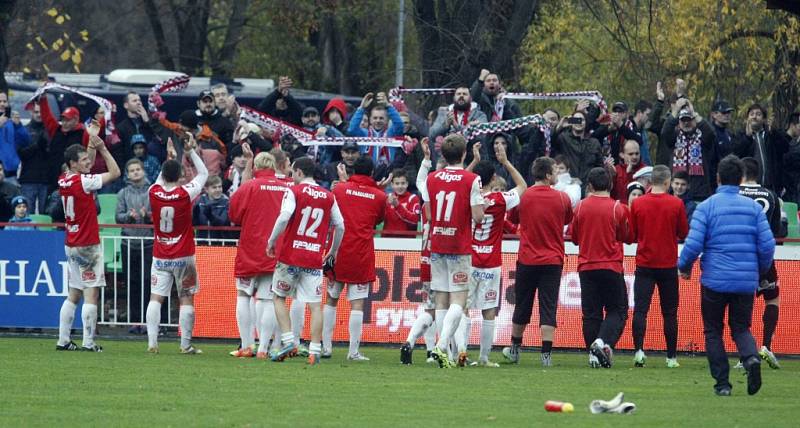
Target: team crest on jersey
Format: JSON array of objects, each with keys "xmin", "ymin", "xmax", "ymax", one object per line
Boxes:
[
  {"xmin": 453, "ymin": 272, "xmax": 468, "ymax": 284},
  {"xmin": 277, "ymin": 281, "xmax": 291, "ymax": 291},
  {"xmin": 81, "ymin": 270, "xmax": 96, "ymax": 282},
  {"xmin": 485, "ymin": 290, "xmax": 498, "ymax": 301}
]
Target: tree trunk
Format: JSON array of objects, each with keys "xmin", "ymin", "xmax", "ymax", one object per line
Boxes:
[
  {"xmin": 171, "ymin": 0, "xmax": 211, "ymax": 75},
  {"xmin": 772, "ymin": 20, "xmax": 800, "ymax": 128},
  {"xmin": 210, "ymin": 0, "xmax": 251, "ymax": 78},
  {"xmin": 143, "ymin": 0, "xmax": 176, "ymax": 71}
]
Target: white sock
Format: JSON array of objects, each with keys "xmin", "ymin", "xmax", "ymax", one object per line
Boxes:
[
  {"xmin": 480, "ymin": 319, "xmax": 495, "ymax": 362},
  {"xmin": 290, "ymin": 300, "xmax": 305, "ymax": 346},
  {"xmin": 322, "ymin": 304, "xmax": 337, "ymax": 351},
  {"xmin": 309, "ymin": 341, "xmax": 322, "ymax": 356},
  {"xmin": 255, "ymin": 299, "xmax": 275, "ymax": 354},
  {"xmin": 454, "ymin": 313, "xmax": 470, "ymax": 352},
  {"xmin": 436, "ymin": 304, "xmax": 463, "ymax": 350},
  {"xmin": 434, "ymin": 309, "xmax": 447, "ymax": 339},
  {"xmin": 81, "ymin": 304, "xmax": 97, "ymax": 348},
  {"xmin": 348, "ymin": 310, "xmax": 363, "ymax": 356},
  {"xmin": 281, "ymin": 331, "xmax": 295, "ymax": 347},
  {"xmin": 146, "ymin": 301, "xmax": 161, "ymax": 348},
  {"xmin": 593, "ymin": 338, "xmax": 605, "ymax": 348},
  {"xmin": 424, "ymin": 322, "xmax": 437, "ymax": 352},
  {"xmin": 271, "ymin": 323, "xmax": 282, "ymax": 352},
  {"xmin": 58, "ymin": 300, "xmax": 76, "ymax": 346},
  {"xmin": 179, "ymin": 305, "xmax": 195, "ymax": 349},
  {"xmin": 406, "ymin": 311, "xmax": 433, "ymax": 345},
  {"xmin": 236, "ymin": 296, "xmax": 254, "ymax": 349},
  {"xmin": 249, "ymin": 297, "xmax": 258, "ymax": 340}
]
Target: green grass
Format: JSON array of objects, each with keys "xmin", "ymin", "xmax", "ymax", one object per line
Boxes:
[{"xmin": 2, "ymin": 338, "xmax": 797, "ymax": 427}]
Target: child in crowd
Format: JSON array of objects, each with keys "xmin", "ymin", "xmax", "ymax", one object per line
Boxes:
[
  {"xmin": 671, "ymin": 170, "xmax": 696, "ymax": 222},
  {"xmin": 193, "ymin": 175, "xmax": 232, "ymax": 242},
  {"xmin": 6, "ymin": 195, "xmax": 33, "ymax": 230},
  {"xmin": 132, "ymin": 138, "xmax": 160, "ymax": 184},
  {"xmin": 382, "ymin": 168, "xmax": 420, "ymax": 237},
  {"xmin": 224, "ymin": 144, "xmax": 246, "ymax": 196}
]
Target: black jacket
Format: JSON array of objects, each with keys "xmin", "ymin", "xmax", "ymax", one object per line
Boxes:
[
  {"xmin": 592, "ymin": 122, "xmax": 643, "ymax": 165},
  {"xmin": 196, "ymin": 109, "xmax": 235, "ymax": 149},
  {"xmin": 551, "ymin": 127, "xmax": 603, "ymax": 183},
  {"xmin": 660, "ymin": 117, "xmax": 716, "ymax": 200},
  {"xmin": 17, "ymin": 132, "xmax": 51, "ymax": 184},
  {"xmin": 116, "ymin": 115, "xmax": 160, "ymax": 163},
  {"xmin": 257, "ymin": 89, "xmax": 304, "ymax": 126},
  {"xmin": 732, "ymin": 129, "xmax": 788, "ymax": 195}
]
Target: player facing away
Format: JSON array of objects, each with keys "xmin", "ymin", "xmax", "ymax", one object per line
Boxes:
[
  {"xmin": 228, "ymin": 149, "xmax": 291, "ymax": 359},
  {"xmin": 267, "ymin": 156, "xmax": 345, "ymax": 365},
  {"xmin": 629, "ymin": 165, "xmax": 688, "ymax": 368},
  {"xmin": 56, "ymin": 136, "xmax": 121, "ymax": 352},
  {"xmin": 323, "ymin": 155, "xmax": 387, "ymax": 360},
  {"xmin": 739, "ymin": 157, "xmax": 784, "ymax": 369},
  {"xmin": 146, "ymin": 136, "xmax": 208, "ymax": 354},
  {"xmin": 569, "ymin": 167, "xmax": 633, "ymax": 368},
  {"xmin": 503, "ymin": 157, "xmax": 573, "ymax": 367},
  {"xmin": 463, "ymin": 143, "xmax": 526, "ymax": 367},
  {"xmin": 425, "ymin": 134, "xmax": 485, "ymax": 368},
  {"xmin": 401, "ymin": 138, "xmax": 439, "ymax": 365}
]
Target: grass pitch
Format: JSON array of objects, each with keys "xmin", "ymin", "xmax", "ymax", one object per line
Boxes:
[{"xmin": 1, "ymin": 337, "xmax": 797, "ymax": 427}]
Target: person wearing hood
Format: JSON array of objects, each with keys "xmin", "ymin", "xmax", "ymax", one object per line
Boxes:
[
  {"xmin": 485, "ymin": 132, "xmax": 520, "ymax": 186},
  {"xmin": 322, "ymin": 97, "xmax": 350, "ymax": 135},
  {"xmin": 115, "ymin": 158, "xmax": 156, "ymax": 329},
  {"xmin": 303, "ymin": 106, "xmax": 343, "ymax": 168},
  {"xmin": 196, "ymin": 90, "xmax": 235, "ymax": 149}
]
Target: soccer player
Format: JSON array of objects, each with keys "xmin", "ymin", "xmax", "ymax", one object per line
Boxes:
[
  {"xmin": 56, "ymin": 136, "xmax": 121, "ymax": 352},
  {"xmin": 146, "ymin": 135, "xmax": 208, "ymax": 354},
  {"xmin": 401, "ymin": 138, "xmax": 439, "ymax": 365},
  {"xmin": 382, "ymin": 169, "xmax": 420, "ymax": 237},
  {"xmin": 229, "ymin": 148, "xmax": 291, "ymax": 359},
  {"xmin": 629, "ymin": 165, "xmax": 688, "ymax": 368},
  {"xmin": 323, "ymin": 155, "xmax": 387, "ymax": 360},
  {"xmin": 570, "ymin": 167, "xmax": 633, "ymax": 368},
  {"xmin": 503, "ymin": 156, "xmax": 573, "ymax": 367},
  {"xmin": 739, "ymin": 157, "xmax": 783, "ymax": 369},
  {"xmin": 463, "ymin": 143, "xmax": 526, "ymax": 367},
  {"xmin": 425, "ymin": 133, "xmax": 485, "ymax": 368},
  {"xmin": 267, "ymin": 156, "xmax": 345, "ymax": 365}
]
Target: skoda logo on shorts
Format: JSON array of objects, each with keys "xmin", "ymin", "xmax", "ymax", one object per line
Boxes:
[
  {"xmin": 277, "ymin": 281, "xmax": 291, "ymax": 291},
  {"xmin": 452, "ymin": 272, "xmax": 468, "ymax": 284}
]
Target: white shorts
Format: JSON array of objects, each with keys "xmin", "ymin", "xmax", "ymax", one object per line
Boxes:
[
  {"xmin": 430, "ymin": 253, "xmax": 471, "ymax": 293},
  {"xmin": 65, "ymin": 244, "xmax": 106, "ymax": 290},
  {"xmin": 421, "ymin": 281, "xmax": 435, "ymax": 310},
  {"xmin": 468, "ymin": 266, "xmax": 501, "ymax": 310},
  {"xmin": 236, "ymin": 274, "xmax": 274, "ymax": 300},
  {"xmin": 327, "ymin": 281, "xmax": 370, "ymax": 301},
  {"xmin": 150, "ymin": 256, "xmax": 199, "ymax": 298},
  {"xmin": 271, "ymin": 262, "xmax": 323, "ymax": 303}
]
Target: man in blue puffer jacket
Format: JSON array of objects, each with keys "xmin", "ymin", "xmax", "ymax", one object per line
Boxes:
[{"xmin": 678, "ymin": 155, "xmax": 775, "ymax": 397}]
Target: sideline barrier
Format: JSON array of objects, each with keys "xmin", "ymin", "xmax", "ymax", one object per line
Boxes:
[{"xmin": 1, "ymin": 231, "xmax": 798, "ymax": 354}]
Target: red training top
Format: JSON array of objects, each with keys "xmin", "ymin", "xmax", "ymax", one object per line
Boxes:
[
  {"xmin": 382, "ymin": 191, "xmax": 420, "ymax": 237},
  {"xmin": 569, "ymin": 194, "xmax": 632, "ymax": 273},
  {"xmin": 517, "ymin": 186, "xmax": 573, "ymax": 266},
  {"xmin": 630, "ymin": 192, "xmax": 688, "ymax": 268}
]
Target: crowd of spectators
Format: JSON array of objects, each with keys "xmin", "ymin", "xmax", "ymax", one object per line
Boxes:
[{"xmin": 2, "ymin": 73, "xmax": 800, "ymax": 234}]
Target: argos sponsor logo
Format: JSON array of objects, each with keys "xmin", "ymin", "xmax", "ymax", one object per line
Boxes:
[
  {"xmin": 433, "ymin": 170, "xmax": 463, "ymax": 183},
  {"xmin": 302, "ymin": 186, "xmax": 328, "ymax": 199}
]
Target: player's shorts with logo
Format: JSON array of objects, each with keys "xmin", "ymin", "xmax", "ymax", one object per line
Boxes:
[
  {"xmin": 328, "ymin": 281, "xmax": 370, "ymax": 301},
  {"xmin": 236, "ymin": 274, "xmax": 274, "ymax": 300},
  {"xmin": 151, "ymin": 255, "xmax": 199, "ymax": 298},
  {"xmin": 430, "ymin": 253, "xmax": 471, "ymax": 293},
  {"xmin": 65, "ymin": 244, "xmax": 106, "ymax": 290},
  {"xmin": 468, "ymin": 266, "xmax": 501, "ymax": 310},
  {"xmin": 271, "ymin": 262, "xmax": 323, "ymax": 303}
]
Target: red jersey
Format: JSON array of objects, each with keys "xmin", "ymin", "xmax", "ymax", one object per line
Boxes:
[
  {"xmin": 569, "ymin": 195, "xmax": 632, "ymax": 273},
  {"xmin": 630, "ymin": 192, "xmax": 688, "ymax": 268},
  {"xmin": 382, "ymin": 191, "xmax": 420, "ymax": 237},
  {"xmin": 229, "ymin": 169, "xmax": 290, "ymax": 277},
  {"xmin": 472, "ymin": 191, "xmax": 519, "ymax": 268},
  {"xmin": 612, "ymin": 163, "xmax": 645, "ymax": 203},
  {"xmin": 58, "ymin": 172, "xmax": 102, "ymax": 247},
  {"xmin": 425, "ymin": 167, "xmax": 483, "ymax": 255},
  {"xmin": 518, "ymin": 186, "xmax": 573, "ymax": 266},
  {"xmin": 332, "ymin": 175, "xmax": 387, "ymax": 283},
  {"xmin": 150, "ymin": 178, "xmax": 204, "ymax": 259},
  {"xmin": 277, "ymin": 181, "xmax": 343, "ymax": 269}
]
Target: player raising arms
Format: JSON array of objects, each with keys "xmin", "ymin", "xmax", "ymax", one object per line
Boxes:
[
  {"xmin": 267, "ymin": 156, "xmax": 345, "ymax": 365},
  {"xmin": 457, "ymin": 142, "xmax": 526, "ymax": 367},
  {"xmin": 229, "ymin": 148, "xmax": 291, "ymax": 359},
  {"xmin": 426, "ymin": 134, "xmax": 485, "ymax": 368},
  {"xmin": 56, "ymin": 129, "xmax": 121, "ymax": 352},
  {"xmin": 146, "ymin": 135, "xmax": 208, "ymax": 354},
  {"xmin": 323, "ymin": 155, "xmax": 387, "ymax": 360}
]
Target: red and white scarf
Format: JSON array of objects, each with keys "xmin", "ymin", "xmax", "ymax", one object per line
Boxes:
[
  {"xmin": 673, "ymin": 128, "xmax": 704, "ymax": 176},
  {"xmin": 26, "ymin": 82, "xmax": 115, "ymax": 133}
]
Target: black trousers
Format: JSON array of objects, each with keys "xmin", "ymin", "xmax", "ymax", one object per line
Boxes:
[
  {"xmin": 579, "ymin": 269, "xmax": 628, "ymax": 349},
  {"xmin": 701, "ymin": 287, "xmax": 758, "ymax": 390},
  {"xmin": 632, "ymin": 267, "xmax": 679, "ymax": 357}
]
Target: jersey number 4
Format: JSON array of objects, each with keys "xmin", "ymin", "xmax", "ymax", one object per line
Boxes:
[
  {"xmin": 297, "ymin": 206, "xmax": 324, "ymax": 238},
  {"xmin": 61, "ymin": 196, "xmax": 75, "ymax": 221},
  {"xmin": 434, "ymin": 191, "xmax": 456, "ymax": 222}
]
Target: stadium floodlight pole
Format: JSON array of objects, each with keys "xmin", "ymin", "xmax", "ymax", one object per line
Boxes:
[{"xmin": 395, "ymin": 0, "xmax": 405, "ymax": 87}]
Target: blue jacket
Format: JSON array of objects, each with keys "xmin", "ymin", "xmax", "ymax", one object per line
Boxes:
[
  {"xmin": 0, "ymin": 121, "xmax": 31, "ymax": 174},
  {"xmin": 678, "ymin": 185, "xmax": 775, "ymax": 294},
  {"xmin": 347, "ymin": 105, "xmax": 404, "ymax": 166}
]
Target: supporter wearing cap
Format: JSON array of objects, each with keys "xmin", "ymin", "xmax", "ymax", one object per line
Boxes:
[
  {"xmin": 710, "ymin": 99, "xmax": 735, "ymax": 166},
  {"xmin": 195, "ymin": 89, "xmax": 235, "ymax": 149},
  {"xmin": 5, "ymin": 195, "xmax": 33, "ymax": 230},
  {"xmin": 660, "ymin": 97, "xmax": 716, "ymax": 200},
  {"xmin": 304, "ymin": 105, "xmax": 343, "ymax": 168},
  {"xmin": 626, "ymin": 181, "xmax": 645, "ymax": 206},
  {"xmin": 593, "ymin": 100, "xmax": 643, "ymax": 166},
  {"xmin": 36, "ymin": 92, "xmax": 92, "ymax": 189},
  {"xmin": 323, "ymin": 141, "xmax": 360, "ymax": 187}
]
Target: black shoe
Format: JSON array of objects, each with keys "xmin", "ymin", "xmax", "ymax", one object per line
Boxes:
[
  {"xmin": 81, "ymin": 344, "xmax": 104, "ymax": 353},
  {"xmin": 714, "ymin": 387, "xmax": 732, "ymax": 396},
  {"xmin": 56, "ymin": 341, "xmax": 79, "ymax": 351},
  {"xmin": 400, "ymin": 342, "xmax": 413, "ymax": 365},
  {"xmin": 745, "ymin": 356, "xmax": 762, "ymax": 395}
]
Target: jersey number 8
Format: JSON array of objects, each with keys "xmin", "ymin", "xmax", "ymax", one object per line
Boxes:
[{"xmin": 159, "ymin": 207, "xmax": 174, "ymax": 233}]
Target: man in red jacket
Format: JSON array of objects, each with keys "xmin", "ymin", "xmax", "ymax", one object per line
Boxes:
[
  {"xmin": 323, "ymin": 156, "xmax": 387, "ymax": 360},
  {"xmin": 228, "ymin": 147, "xmax": 291, "ymax": 359},
  {"xmin": 570, "ymin": 167, "xmax": 633, "ymax": 368},
  {"xmin": 611, "ymin": 140, "xmax": 645, "ymax": 203},
  {"xmin": 630, "ymin": 165, "xmax": 688, "ymax": 368}
]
